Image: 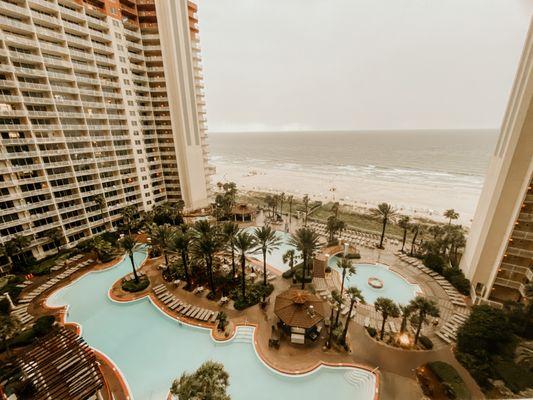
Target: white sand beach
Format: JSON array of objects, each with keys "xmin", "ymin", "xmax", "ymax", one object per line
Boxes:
[{"xmin": 214, "ymin": 163, "xmax": 481, "ymax": 225}]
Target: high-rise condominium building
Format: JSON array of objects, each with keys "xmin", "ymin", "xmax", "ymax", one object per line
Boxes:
[
  {"xmin": 460, "ymin": 21, "xmax": 532, "ymax": 305},
  {"xmin": 0, "ymin": 0, "xmax": 213, "ymax": 260}
]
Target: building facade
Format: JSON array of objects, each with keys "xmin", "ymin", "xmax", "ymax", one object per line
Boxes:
[
  {"xmin": 0, "ymin": 0, "xmax": 213, "ymax": 259},
  {"xmin": 460, "ymin": 21, "xmax": 533, "ymax": 305}
]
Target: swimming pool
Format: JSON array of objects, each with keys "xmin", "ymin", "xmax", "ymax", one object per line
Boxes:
[
  {"xmin": 244, "ymin": 228, "xmax": 296, "ymax": 272},
  {"xmin": 47, "ymin": 249, "xmax": 376, "ymax": 400},
  {"xmin": 329, "ymin": 257, "xmax": 421, "ymax": 305}
]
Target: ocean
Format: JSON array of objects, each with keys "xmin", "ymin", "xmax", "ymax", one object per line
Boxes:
[{"xmin": 208, "ymin": 130, "xmax": 499, "ymax": 224}]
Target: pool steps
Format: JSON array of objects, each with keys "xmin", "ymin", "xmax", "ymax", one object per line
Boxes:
[
  {"xmin": 232, "ymin": 326, "xmax": 255, "ymax": 343},
  {"xmin": 344, "ymin": 369, "xmax": 375, "ymax": 398}
]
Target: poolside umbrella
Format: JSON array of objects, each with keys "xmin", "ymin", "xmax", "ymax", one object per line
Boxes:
[{"xmin": 274, "ymin": 289, "xmax": 325, "ymax": 329}]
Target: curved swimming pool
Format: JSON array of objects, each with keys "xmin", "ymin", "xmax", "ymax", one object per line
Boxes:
[
  {"xmin": 329, "ymin": 256, "xmax": 421, "ymax": 305},
  {"xmin": 47, "ymin": 249, "xmax": 377, "ymax": 400}
]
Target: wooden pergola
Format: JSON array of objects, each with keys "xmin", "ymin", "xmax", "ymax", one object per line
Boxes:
[{"xmin": 14, "ymin": 327, "xmax": 104, "ymax": 400}]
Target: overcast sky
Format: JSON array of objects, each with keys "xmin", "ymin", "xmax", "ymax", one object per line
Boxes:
[{"xmin": 196, "ymin": 0, "xmax": 532, "ymax": 132}]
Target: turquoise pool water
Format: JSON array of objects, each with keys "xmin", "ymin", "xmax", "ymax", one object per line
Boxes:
[
  {"xmin": 244, "ymin": 228, "xmax": 295, "ymax": 272},
  {"xmin": 47, "ymin": 250, "xmax": 376, "ymax": 400},
  {"xmin": 329, "ymin": 257, "xmax": 421, "ymax": 305}
]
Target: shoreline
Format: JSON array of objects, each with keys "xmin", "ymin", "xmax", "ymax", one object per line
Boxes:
[{"xmin": 214, "ymin": 163, "xmax": 478, "ymax": 226}]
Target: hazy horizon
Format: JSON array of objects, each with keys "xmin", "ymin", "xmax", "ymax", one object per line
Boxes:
[
  {"xmin": 209, "ymin": 128, "xmax": 500, "ymax": 135},
  {"xmin": 197, "ymin": 0, "xmax": 532, "ymax": 132}
]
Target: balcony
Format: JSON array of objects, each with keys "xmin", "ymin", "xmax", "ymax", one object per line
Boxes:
[
  {"xmin": 507, "ymin": 246, "xmax": 533, "ymax": 259},
  {"xmin": 0, "ymin": 1, "xmax": 30, "ymax": 17}
]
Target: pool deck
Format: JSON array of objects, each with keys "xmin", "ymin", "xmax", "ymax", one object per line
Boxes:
[{"xmin": 20, "ymin": 231, "xmax": 484, "ymax": 400}]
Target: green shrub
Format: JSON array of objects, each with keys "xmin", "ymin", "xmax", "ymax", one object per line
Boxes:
[
  {"xmin": 33, "ymin": 316, "xmax": 55, "ymax": 337},
  {"xmin": 494, "ymin": 360, "xmax": 533, "ymax": 393},
  {"xmin": 423, "ymin": 253, "xmax": 445, "ymax": 274},
  {"xmin": 282, "ymin": 269, "xmax": 294, "ymax": 279},
  {"xmin": 122, "ymin": 277, "xmax": 149, "ymax": 292},
  {"xmin": 427, "ymin": 361, "xmax": 471, "ymax": 400},
  {"xmin": 419, "ymin": 335, "xmax": 433, "ymax": 349},
  {"xmin": 346, "ymin": 253, "xmax": 361, "ymax": 259},
  {"xmin": 294, "ymin": 267, "xmax": 313, "ymax": 283},
  {"xmin": 444, "ymin": 268, "xmax": 471, "ymax": 295},
  {"xmin": 366, "ymin": 326, "xmax": 377, "ymax": 337},
  {"xmin": 101, "ymin": 231, "xmax": 119, "ymax": 246}
]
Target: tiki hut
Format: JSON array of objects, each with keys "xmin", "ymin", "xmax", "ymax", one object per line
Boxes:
[{"xmin": 274, "ymin": 289, "xmax": 325, "ymax": 343}]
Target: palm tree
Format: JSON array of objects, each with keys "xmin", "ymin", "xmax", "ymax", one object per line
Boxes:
[
  {"xmin": 191, "ymin": 221, "xmax": 223, "ymax": 296},
  {"xmin": 374, "ymin": 297, "xmax": 400, "ymax": 339},
  {"xmin": 340, "ymin": 286, "xmax": 364, "ymax": 346},
  {"xmin": 409, "ymin": 223, "xmax": 421, "ymax": 256},
  {"xmin": 282, "ymin": 249, "xmax": 297, "ymax": 273},
  {"xmin": 0, "ymin": 242, "xmax": 14, "ymax": 272},
  {"xmin": 121, "ymin": 205, "xmax": 137, "ymax": 234},
  {"xmin": 222, "ymin": 222, "xmax": 239, "ymax": 278},
  {"xmin": 399, "ymin": 304, "xmax": 415, "ymax": 333},
  {"xmin": 334, "ymin": 258, "xmax": 356, "ymax": 327},
  {"xmin": 288, "ymin": 195, "xmax": 294, "ymax": 226},
  {"xmin": 150, "ymin": 224, "xmax": 176, "ymax": 266},
  {"xmin": 288, "ymin": 227, "xmax": 321, "ymax": 289},
  {"xmin": 303, "ymin": 194, "xmax": 310, "ymax": 225},
  {"xmin": 253, "ymin": 226, "xmax": 281, "ymax": 288},
  {"xmin": 233, "ymin": 231, "xmax": 256, "ymax": 298},
  {"xmin": 327, "ymin": 289, "xmax": 341, "ymax": 349},
  {"xmin": 398, "ymin": 216, "xmax": 410, "ymax": 253},
  {"xmin": 371, "ymin": 203, "xmax": 397, "ymax": 249},
  {"xmin": 409, "ymin": 296, "xmax": 440, "ymax": 344},
  {"xmin": 120, "ymin": 235, "xmax": 139, "ymax": 283},
  {"xmin": 444, "ymin": 209, "xmax": 459, "ymax": 225},
  {"xmin": 279, "ymin": 192, "xmax": 285, "ymax": 217},
  {"xmin": 48, "ymin": 228, "xmax": 64, "ymax": 255},
  {"xmin": 170, "ymin": 227, "xmax": 193, "ymax": 288},
  {"xmin": 331, "ymin": 202, "xmax": 340, "ymax": 218},
  {"xmin": 9, "ymin": 235, "xmax": 31, "ymax": 265},
  {"xmin": 326, "ymin": 216, "xmax": 345, "ymax": 244},
  {"xmin": 170, "ymin": 360, "xmax": 230, "ymax": 400},
  {"xmin": 0, "ymin": 315, "xmax": 21, "ymax": 356},
  {"xmin": 94, "ymin": 194, "xmax": 108, "ymax": 231}
]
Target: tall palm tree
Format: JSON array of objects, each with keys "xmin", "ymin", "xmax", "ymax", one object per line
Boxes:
[
  {"xmin": 288, "ymin": 227, "xmax": 321, "ymax": 289},
  {"xmin": 327, "ymin": 289, "xmax": 341, "ymax": 349},
  {"xmin": 120, "ymin": 235, "xmax": 140, "ymax": 283},
  {"xmin": 288, "ymin": 195, "xmax": 294, "ymax": 226},
  {"xmin": 302, "ymin": 194, "xmax": 310, "ymax": 225},
  {"xmin": 9, "ymin": 235, "xmax": 31, "ymax": 265},
  {"xmin": 371, "ymin": 203, "xmax": 397, "ymax": 249},
  {"xmin": 444, "ymin": 209, "xmax": 459, "ymax": 225},
  {"xmin": 233, "ymin": 231, "xmax": 256, "ymax": 298},
  {"xmin": 48, "ymin": 228, "xmax": 64, "ymax": 255},
  {"xmin": 121, "ymin": 205, "xmax": 137, "ymax": 234},
  {"xmin": 409, "ymin": 223, "xmax": 421, "ymax": 256},
  {"xmin": 150, "ymin": 224, "xmax": 176, "ymax": 266},
  {"xmin": 340, "ymin": 286, "xmax": 364, "ymax": 346},
  {"xmin": 254, "ymin": 226, "xmax": 282, "ymax": 288},
  {"xmin": 222, "ymin": 222, "xmax": 239, "ymax": 278},
  {"xmin": 398, "ymin": 216, "xmax": 410, "ymax": 253},
  {"xmin": 334, "ymin": 257, "xmax": 356, "ymax": 327},
  {"xmin": 191, "ymin": 222, "xmax": 223, "ymax": 296},
  {"xmin": 399, "ymin": 304, "xmax": 415, "ymax": 333},
  {"xmin": 170, "ymin": 227, "xmax": 193, "ymax": 288},
  {"xmin": 374, "ymin": 297, "xmax": 400, "ymax": 340},
  {"xmin": 331, "ymin": 202, "xmax": 340, "ymax": 218},
  {"xmin": 409, "ymin": 296, "xmax": 440, "ymax": 344},
  {"xmin": 279, "ymin": 192, "xmax": 285, "ymax": 217},
  {"xmin": 94, "ymin": 194, "xmax": 107, "ymax": 231},
  {"xmin": 326, "ymin": 216, "xmax": 345, "ymax": 244},
  {"xmin": 282, "ymin": 249, "xmax": 297, "ymax": 273}
]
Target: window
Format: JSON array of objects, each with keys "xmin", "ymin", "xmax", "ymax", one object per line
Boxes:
[
  {"xmin": 113, "ymin": 20, "xmax": 119, "ymax": 27},
  {"xmin": 137, "ymin": 150, "xmax": 142, "ymax": 154},
  {"xmin": 128, "ymin": 101, "xmax": 134, "ymax": 106},
  {"xmin": 121, "ymin": 68, "xmax": 127, "ymax": 74},
  {"xmin": 135, "ymin": 140, "xmax": 140, "ymax": 145},
  {"xmin": 129, "ymin": 111, "xmax": 135, "ymax": 116},
  {"xmin": 115, "ymin": 33, "xmax": 121, "ymax": 39},
  {"xmin": 123, "ymin": 79, "xmax": 129, "ymax": 84},
  {"xmin": 117, "ymin": 44, "xmax": 124, "ymax": 51},
  {"xmin": 143, "ymin": 184, "xmax": 148, "ymax": 189},
  {"xmin": 125, "ymin": 90, "xmax": 132, "ymax": 95},
  {"xmin": 119, "ymin": 56, "xmax": 126, "ymax": 63}
]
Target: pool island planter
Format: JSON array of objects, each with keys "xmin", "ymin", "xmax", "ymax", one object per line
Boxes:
[{"xmin": 41, "ymin": 249, "xmax": 380, "ymax": 400}]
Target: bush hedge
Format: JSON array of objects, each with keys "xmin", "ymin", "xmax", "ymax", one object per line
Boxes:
[
  {"xmin": 427, "ymin": 361, "xmax": 471, "ymax": 400},
  {"xmin": 366, "ymin": 326, "xmax": 377, "ymax": 337},
  {"xmin": 494, "ymin": 360, "xmax": 533, "ymax": 393},
  {"xmin": 0, "ymin": 316, "xmax": 56, "ymax": 352},
  {"xmin": 282, "ymin": 269, "xmax": 294, "ymax": 279},
  {"xmin": 419, "ymin": 335, "xmax": 433, "ymax": 350},
  {"xmin": 231, "ymin": 282, "xmax": 274, "ymax": 310},
  {"xmin": 122, "ymin": 277, "xmax": 149, "ymax": 292}
]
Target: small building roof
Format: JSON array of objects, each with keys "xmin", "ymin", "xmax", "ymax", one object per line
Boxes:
[
  {"xmin": 231, "ymin": 203, "xmax": 257, "ymax": 215},
  {"xmin": 14, "ymin": 327, "xmax": 103, "ymax": 400},
  {"xmin": 274, "ymin": 289, "xmax": 325, "ymax": 329}
]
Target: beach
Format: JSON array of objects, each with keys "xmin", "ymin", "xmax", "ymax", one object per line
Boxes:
[{"xmin": 209, "ymin": 130, "xmax": 498, "ymax": 225}]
